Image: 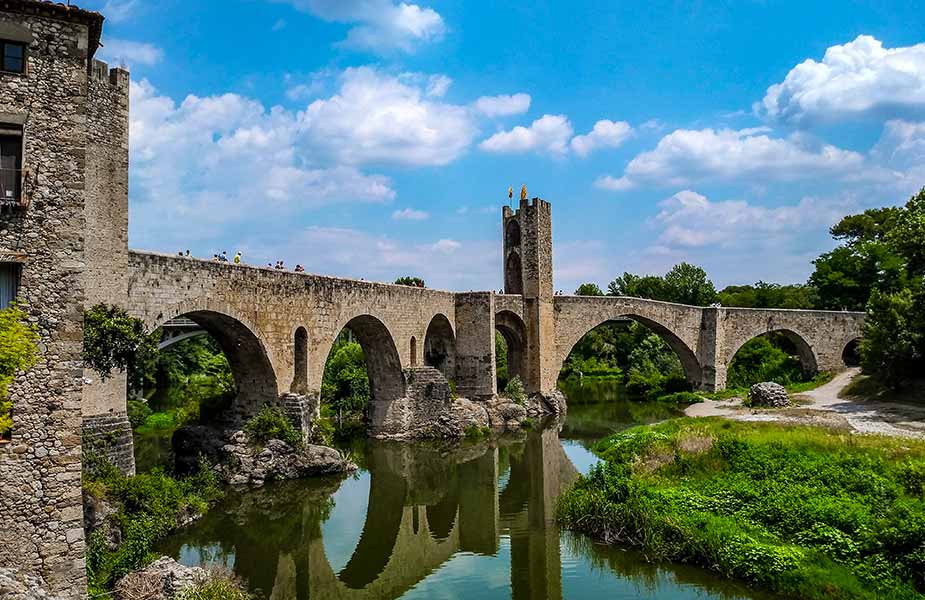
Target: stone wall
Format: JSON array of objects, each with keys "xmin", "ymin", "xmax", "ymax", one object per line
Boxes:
[{"xmin": 0, "ymin": 3, "xmax": 105, "ymax": 597}]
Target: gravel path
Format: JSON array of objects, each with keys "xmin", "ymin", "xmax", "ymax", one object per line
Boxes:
[{"xmin": 685, "ymin": 368, "xmax": 925, "ymax": 438}]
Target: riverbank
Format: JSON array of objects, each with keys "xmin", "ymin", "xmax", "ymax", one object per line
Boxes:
[
  {"xmin": 557, "ymin": 418, "xmax": 925, "ymax": 600},
  {"xmin": 685, "ymin": 369, "xmax": 925, "ymax": 439}
]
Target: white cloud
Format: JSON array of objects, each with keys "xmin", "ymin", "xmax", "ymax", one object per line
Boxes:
[
  {"xmin": 431, "ymin": 238, "xmax": 461, "ymax": 253},
  {"xmin": 758, "ymin": 35, "xmax": 925, "ymax": 125},
  {"xmin": 599, "ymin": 127, "xmax": 870, "ymax": 191},
  {"xmin": 128, "ymin": 79, "xmax": 395, "ymax": 249},
  {"xmin": 277, "ymin": 0, "xmax": 445, "ymax": 53},
  {"xmin": 99, "ymin": 38, "xmax": 163, "ymax": 67},
  {"xmin": 652, "ymin": 190, "xmax": 854, "ymax": 249},
  {"xmin": 99, "ymin": 0, "xmax": 138, "ymax": 23},
  {"xmin": 570, "ymin": 119, "xmax": 633, "ymax": 157},
  {"xmin": 479, "ymin": 114, "xmax": 573, "ymax": 155},
  {"xmin": 473, "ymin": 93, "xmax": 532, "ymax": 117},
  {"xmin": 300, "ymin": 66, "xmax": 478, "ymax": 166},
  {"xmin": 392, "ymin": 207, "xmax": 429, "ymax": 220},
  {"xmin": 426, "ymin": 74, "xmax": 452, "ymax": 98}
]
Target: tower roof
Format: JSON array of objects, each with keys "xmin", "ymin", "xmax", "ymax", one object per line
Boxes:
[{"xmin": 0, "ymin": 0, "xmax": 104, "ymax": 62}]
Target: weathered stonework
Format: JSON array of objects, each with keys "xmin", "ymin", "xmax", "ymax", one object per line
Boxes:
[{"xmin": 0, "ymin": 3, "xmax": 106, "ymax": 597}]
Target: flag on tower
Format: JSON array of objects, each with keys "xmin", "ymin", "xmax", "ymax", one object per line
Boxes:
[
  {"xmin": 520, "ymin": 184, "xmax": 527, "ymax": 201},
  {"xmin": 508, "ymin": 186, "xmax": 513, "ymax": 199}
]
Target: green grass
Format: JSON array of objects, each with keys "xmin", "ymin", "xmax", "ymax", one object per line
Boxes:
[
  {"xmin": 699, "ymin": 372, "xmax": 836, "ymax": 402},
  {"xmin": 557, "ymin": 418, "xmax": 925, "ymax": 600}
]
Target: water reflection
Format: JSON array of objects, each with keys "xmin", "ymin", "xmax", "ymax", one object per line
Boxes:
[{"xmin": 160, "ymin": 409, "xmax": 764, "ymax": 599}]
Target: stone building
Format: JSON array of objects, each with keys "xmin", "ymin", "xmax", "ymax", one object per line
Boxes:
[{"xmin": 0, "ymin": 2, "xmax": 126, "ymax": 597}]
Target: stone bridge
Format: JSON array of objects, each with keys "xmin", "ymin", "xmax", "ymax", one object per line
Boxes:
[
  {"xmin": 120, "ymin": 243, "xmax": 864, "ymax": 457},
  {"xmin": 111, "ymin": 205, "xmax": 865, "ymax": 466}
]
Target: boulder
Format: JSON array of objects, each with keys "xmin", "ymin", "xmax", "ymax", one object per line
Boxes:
[
  {"xmin": 450, "ymin": 397, "xmax": 490, "ymax": 430},
  {"xmin": 222, "ymin": 432, "xmax": 357, "ymax": 487},
  {"xmin": 113, "ymin": 556, "xmax": 208, "ymax": 600},
  {"xmin": 748, "ymin": 382, "xmax": 790, "ymax": 408}
]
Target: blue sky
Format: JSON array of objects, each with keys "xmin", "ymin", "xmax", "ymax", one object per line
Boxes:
[{"xmin": 85, "ymin": 0, "xmax": 925, "ymax": 291}]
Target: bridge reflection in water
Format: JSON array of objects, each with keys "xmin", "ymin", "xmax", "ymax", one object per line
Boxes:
[{"xmin": 159, "ymin": 425, "xmax": 579, "ymax": 599}]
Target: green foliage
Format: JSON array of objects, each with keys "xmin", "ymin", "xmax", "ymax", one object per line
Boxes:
[
  {"xmin": 321, "ymin": 336, "xmax": 370, "ymax": 421},
  {"xmin": 520, "ymin": 417, "xmax": 535, "ymax": 429},
  {"xmin": 717, "ymin": 282, "xmax": 818, "ymax": 309},
  {"xmin": 85, "ymin": 456, "xmax": 223, "ymax": 591},
  {"xmin": 727, "ymin": 335, "xmax": 805, "ymax": 389},
  {"xmin": 394, "ymin": 275, "xmax": 425, "ymax": 287},
  {"xmin": 244, "ymin": 405, "xmax": 304, "ymax": 449},
  {"xmin": 311, "ymin": 413, "xmax": 336, "ymax": 446},
  {"xmin": 861, "ymin": 289, "xmax": 924, "ymax": 388},
  {"xmin": 83, "ymin": 304, "xmax": 156, "ymax": 382},
  {"xmin": 176, "ymin": 575, "xmax": 254, "ymax": 600},
  {"xmin": 504, "ymin": 376, "xmax": 526, "ymax": 405},
  {"xmin": 127, "ymin": 399, "xmax": 153, "ymax": 429},
  {"xmin": 464, "ymin": 424, "xmax": 490, "ymax": 439},
  {"xmin": 608, "ymin": 263, "xmax": 717, "ymax": 306},
  {"xmin": 657, "ymin": 391, "xmax": 703, "ymax": 404},
  {"xmin": 495, "ymin": 331, "xmax": 509, "ymax": 389},
  {"xmin": 575, "ymin": 282, "xmax": 604, "ymax": 296},
  {"xmin": 0, "ymin": 304, "xmax": 39, "ymax": 438},
  {"xmin": 559, "ymin": 419, "xmax": 925, "ymax": 599}
]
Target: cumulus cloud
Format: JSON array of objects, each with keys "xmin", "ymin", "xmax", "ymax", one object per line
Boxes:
[
  {"xmin": 431, "ymin": 238, "xmax": 461, "ymax": 253},
  {"xmin": 128, "ymin": 79, "xmax": 395, "ymax": 249},
  {"xmin": 99, "ymin": 39, "xmax": 163, "ymax": 67},
  {"xmin": 758, "ymin": 35, "xmax": 925, "ymax": 125},
  {"xmin": 99, "ymin": 0, "xmax": 138, "ymax": 23},
  {"xmin": 597, "ymin": 127, "xmax": 870, "ymax": 191},
  {"xmin": 392, "ymin": 207, "xmax": 429, "ymax": 220},
  {"xmin": 479, "ymin": 114, "xmax": 574, "ymax": 155},
  {"xmin": 301, "ymin": 66, "xmax": 477, "ymax": 166},
  {"xmin": 473, "ymin": 93, "xmax": 532, "ymax": 117},
  {"xmin": 277, "ymin": 0, "xmax": 445, "ymax": 53},
  {"xmin": 570, "ymin": 119, "xmax": 633, "ymax": 157},
  {"xmin": 652, "ymin": 190, "xmax": 854, "ymax": 249}
]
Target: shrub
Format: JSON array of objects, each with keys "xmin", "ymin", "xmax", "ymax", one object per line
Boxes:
[
  {"xmin": 504, "ymin": 376, "xmax": 526, "ymax": 405},
  {"xmin": 464, "ymin": 425, "xmax": 490, "ymax": 439},
  {"xmin": 243, "ymin": 405, "xmax": 303, "ymax": 449},
  {"xmin": 127, "ymin": 400, "xmax": 153, "ymax": 429},
  {"xmin": 85, "ymin": 456, "xmax": 223, "ymax": 591},
  {"xmin": 658, "ymin": 391, "xmax": 703, "ymax": 404},
  {"xmin": 177, "ymin": 575, "xmax": 254, "ymax": 600},
  {"xmin": 521, "ymin": 417, "xmax": 535, "ymax": 429},
  {"xmin": 0, "ymin": 304, "xmax": 39, "ymax": 439}
]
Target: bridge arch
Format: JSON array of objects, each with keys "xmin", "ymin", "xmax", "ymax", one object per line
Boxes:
[
  {"xmin": 333, "ymin": 314, "xmax": 406, "ymax": 405},
  {"xmin": 149, "ymin": 304, "xmax": 280, "ymax": 424},
  {"xmin": 726, "ymin": 328, "xmax": 819, "ymax": 376},
  {"xmin": 558, "ymin": 313, "xmax": 703, "ymax": 388},
  {"xmin": 496, "ymin": 310, "xmax": 527, "ymax": 387},
  {"xmin": 842, "ymin": 337, "xmax": 861, "ymax": 367},
  {"xmin": 423, "ymin": 313, "xmax": 456, "ymax": 380}
]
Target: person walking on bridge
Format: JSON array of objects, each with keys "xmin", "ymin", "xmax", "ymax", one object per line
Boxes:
[{"xmin": 234, "ymin": 251, "xmax": 242, "ymax": 265}]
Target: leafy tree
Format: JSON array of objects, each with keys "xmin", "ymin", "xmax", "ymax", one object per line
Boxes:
[
  {"xmin": 607, "ymin": 263, "xmax": 716, "ymax": 306},
  {"xmin": 662, "ymin": 263, "xmax": 717, "ymax": 306},
  {"xmin": 394, "ymin": 276, "xmax": 425, "ymax": 288},
  {"xmin": 575, "ymin": 283, "xmax": 604, "ymax": 296},
  {"xmin": 608, "ymin": 273, "xmax": 667, "ymax": 300},
  {"xmin": 495, "ymin": 332, "xmax": 509, "ymax": 389},
  {"xmin": 0, "ymin": 305, "xmax": 39, "ymax": 438},
  {"xmin": 885, "ymin": 188, "xmax": 925, "ymax": 277},
  {"xmin": 717, "ymin": 282, "xmax": 817, "ymax": 309},
  {"xmin": 321, "ymin": 336, "xmax": 369, "ymax": 421},
  {"xmin": 83, "ymin": 304, "xmax": 157, "ymax": 382},
  {"xmin": 861, "ymin": 289, "xmax": 923, "ymax": 388}
]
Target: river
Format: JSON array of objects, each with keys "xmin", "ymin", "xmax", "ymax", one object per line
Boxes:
[{"xmin": 157, "ymin": 380, "xmax": 770, "ymax": 599}]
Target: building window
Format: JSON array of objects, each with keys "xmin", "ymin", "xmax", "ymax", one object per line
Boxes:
[
  {"xmin": 0, "ymin": 263, "xmax": 21, "ymax": 310},
  {"xmin": 0, "ymin": 127, "xmax": 21, "ymax": 206},
  {"xmin": 1, "ymin": 41, "xmax": 25, "ymax": 74}
]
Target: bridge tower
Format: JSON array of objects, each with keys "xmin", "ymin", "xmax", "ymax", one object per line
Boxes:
[{"xmin": 502, "ymin": 197, "xmax": 557, "ymax": 394}]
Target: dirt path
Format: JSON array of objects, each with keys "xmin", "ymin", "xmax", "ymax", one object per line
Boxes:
[{"xmin": 685, "ymin": 368, "xmax": 925, "ymax": 438}]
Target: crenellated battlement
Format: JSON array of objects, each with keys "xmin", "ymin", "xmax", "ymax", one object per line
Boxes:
[{"xmin": 90, "ymin": 59, "xmax": 130, "ymax": 89}]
